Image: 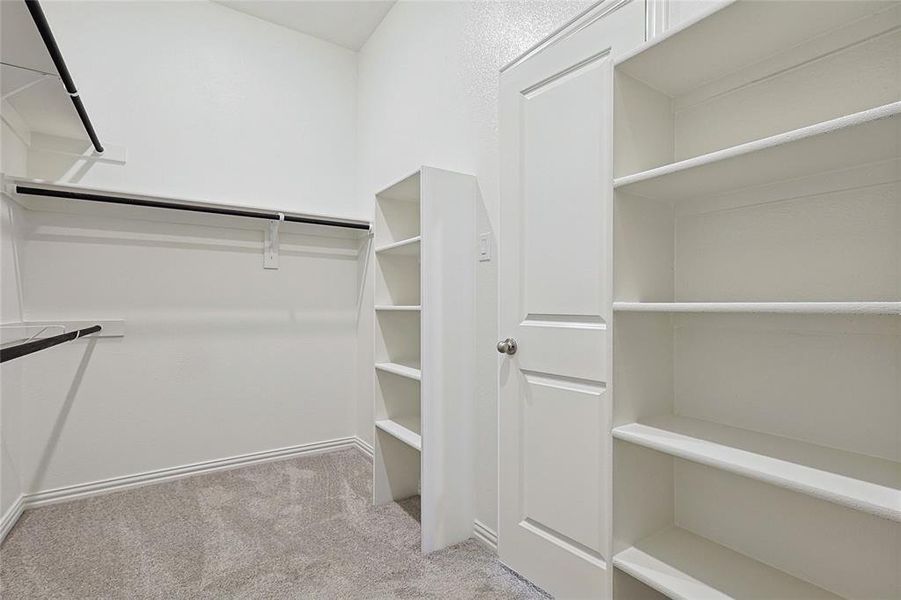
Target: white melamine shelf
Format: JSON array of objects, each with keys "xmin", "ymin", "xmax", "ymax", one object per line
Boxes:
[
  {"xmin": 375, "ymin": 305, "xmax": 421, "ymax": 312},
  {"xmin": 375, "ymin": 236, "xmax": 421, "ymax": 256},
  {"xmin": 376, "ymin": 417, "xmax": 422, "ymax": 451},
  {"xmin": 615, "ymin": 0, "xmax": 893, "ymax": 98},
  {"xmin": 614, "ymin": 102, "xmax": 901, "ymax": 202},
  {"xmin": 612, "ymin": 416, "xmax": 901, "ymax": 522},
  {"xmin": 612, "ymin": 302, "xmax": 901, "ymax": 315},
  {"xmin": 375, "ymin": 361, "xmax": 422, "ymax": 381},
  {"xmin": 613, "ymin": 527, "xmax": 841, "ymax": 600},
  {"xmin": 5, "ymin": 177, "xmax": 371, "ymax": 235}
]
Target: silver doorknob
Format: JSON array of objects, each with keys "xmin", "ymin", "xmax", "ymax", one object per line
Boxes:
[{"xmin": 497, "ymin": 338, "xmax": 517, "ymax": 355}]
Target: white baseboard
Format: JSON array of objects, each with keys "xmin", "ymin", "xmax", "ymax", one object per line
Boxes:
[
  {"xmin": 473, "ymin": 519, "xmax": 498, "ymax": 552},
  {"xmin": 1, "ymin": 436, "xmax": 375, "ymax": 542},
  {"xmin": 0, "ymin": 494, "xmax": 25, "ymax": 543},
  {"xmin": 24, "ymin": 436, "xmax": 359, "ymax": 510},
  {"xmin": 353, "ymin": 436, "xmax": 374, "ymax": 458}
]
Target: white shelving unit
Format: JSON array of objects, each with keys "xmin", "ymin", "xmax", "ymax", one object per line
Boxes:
[
  {"xmin": 372, "ymin": 167, "xmax": 478, "ymax": 554},
  {"xmin": 611, "ymin": 2, "xmax": 901, "ymax": 598}
]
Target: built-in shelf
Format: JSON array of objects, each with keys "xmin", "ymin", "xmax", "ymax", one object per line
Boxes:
[
  {"xmin": 613, "ymin": 416, "xmax": 901, "ymax": 522},
  {"xmin": 374, "ymin": 361, "xmax": 422, "ymax": 381},
  {"xmin": 613, "ymin": 302, "xmax": 901, "ymax": 315},
  {"xmin": 615, "ymin": 0, "xmax": 894, "ymax": 99},
  {"xmin": 614, "ymin": 102, "xmax": 901, "ymax": 201},
  {"xmin": 613, "ymin": 527, "xmax": 841, "ymax": 600},
  {"xmin": 375, "ymin": 417, "xmax": 422, "ymax": 451},
  {"xmin": 375, "ymin": 236, "xmax": 421, "ymax": 256},
  {"xmin": 375, "ymin": 305, "xmax": 421, "ymax": 312}
]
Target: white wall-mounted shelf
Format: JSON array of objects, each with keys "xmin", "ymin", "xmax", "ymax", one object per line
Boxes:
[
  {"xmin": 375, "ymin": 305, "xmax": 421, "ymax": 312},
  {"xmin": 1, "ymin": 1, "xmax": 96, "ymax": 145},
  {"xmin": 613, "ymin": 416, "xmax": 901, "ymax": 522},
  {"xmin": 613, "ymin": 527, "xmax": 841, "ymax": 600},
  {"xmin": 613, "ymin": 302, "xmax": 901, "ymax": 315},
  {"xmin": 375, "ymin": 236, "xmax": 421, "ymax": 256},
  {"xmin": 376, "ymin": 417, "xmax": 422, "ymax": 451},
  {"xmin": 614, "ymin": 102, "xmax": 901, "ymax": 202},
  {"xmin": 4, "ymin": 176, "xmax": 370, "ymax": 238},
  {"xmin": 374, "ymin": 361, "xmax": 422, "ymax": 381},
  {"xmin": 0, "ymin": 319, "xmax": 125, "ymax": 345}
]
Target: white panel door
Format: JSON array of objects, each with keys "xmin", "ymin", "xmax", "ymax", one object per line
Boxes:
[{"xmin": 498, "ymin": 2, "xmax": 644, "ymax": 597}]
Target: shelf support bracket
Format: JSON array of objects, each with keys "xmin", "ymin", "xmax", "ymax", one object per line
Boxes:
[{"xmin": 264, "ymin": 212, "xmax": 283, "ymax": 270}]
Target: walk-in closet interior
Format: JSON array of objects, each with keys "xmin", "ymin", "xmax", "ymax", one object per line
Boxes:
[{"xmin": 1, "ymin": 0, "xmax": 898, "ymax": 598}]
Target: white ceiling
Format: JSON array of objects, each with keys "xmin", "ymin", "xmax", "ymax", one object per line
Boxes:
[{"xmin": 215, "ymin": 1, "xmax": 396, "ymax": 51}]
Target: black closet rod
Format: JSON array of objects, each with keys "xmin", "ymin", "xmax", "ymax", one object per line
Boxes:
[
  {"xmin": 1, "ymin": 325, "xmax": 101, "ymax": 364},
  {"xmin": 15, "ymin": 185, "xmax": 371, "ymax": 230},
  {"xmin": 24, "ymin": 0, "xmax": 104, "ymax": 153}
]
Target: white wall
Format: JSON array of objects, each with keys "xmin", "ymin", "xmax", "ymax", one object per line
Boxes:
[
  {"xmin": 1, "ymin": 1, "xmax": 363, "ymax": 502},
  {"xmin": 0, "ymin": 121, "xmax": 28, "ymax": 520},
  {"xmin": 355, "ymin": 0, "xmax": 594, "ymax": 532},
  {"xmin": 34, "ymin": 0, "xmax": 362, "ymax": 219},
  {"xmin": 14, "ymin": 210, "xmax": 362, "ymax": 495}
]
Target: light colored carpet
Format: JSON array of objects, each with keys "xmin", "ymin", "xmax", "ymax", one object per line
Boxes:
[{"xmin": 0, "ymin": 448, "xmax": 546, "ymax": 599}]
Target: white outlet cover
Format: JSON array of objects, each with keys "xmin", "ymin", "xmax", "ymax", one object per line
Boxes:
[{"xmin": 479, "ymin": 233, "xmax": 491, "ymax": 261}]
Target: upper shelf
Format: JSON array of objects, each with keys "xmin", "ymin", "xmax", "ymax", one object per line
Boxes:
[
  {"xmin": 613, "ymin": 526, "xmax": 841, "ymax": 600},
  {"xmin": 612, "ymin": 415, "xmax": 901, "ymax": 522},
  {"xmin": 4, "ymin": 177, "xmax": 371, "ymax": 237},
  {"xmin": 613, "ymin": 302, "xmax": 901, "ymax": 315},
  {"xmin": 1, "ymin": 0, "xmax": 103, "ymax": 150},
  {"xmin": 616, "ymin": 0, "xmax": 894, "ymax": 98},
  {"xmin": 376, "ymin": 171, "xmax": 421, "ymax": 203},
  {"xmin": 614, "ymin": 102, "xmax": 901, "ymax": 202}
]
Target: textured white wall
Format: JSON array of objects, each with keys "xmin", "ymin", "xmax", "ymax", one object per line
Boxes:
[
  {"xmin": 355, "ymin": 0, "xmax": 594, "ymax": 532},
  {"xmin": 14, "ymin": 210, "xmax": 361, "ymax": 495},
  {"xmin": 34, "ymin": 0, "xmax": 362, "ymax": 219},
  {"xmin": 0, "ymin": 122, "xmax": 27, "ymax": 520},
  {"xmin": 1, "ymin": 1, "xmax": 363, "ymax": 501}
]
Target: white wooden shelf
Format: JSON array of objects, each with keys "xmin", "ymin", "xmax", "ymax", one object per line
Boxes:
[
  {"xmin": 612, "ymin": 416, "xmax": 901, "ymax": 522},
  {"xmin": 614, "ymin": 102, "xmax": 901, "ymax": 202},
  {"xmin": 615, "ymin": 1, "xmax": 893, "ymax": 98},
  {"xmin": 613, "ymin": 302, "xmax": 901, "ymax": 315},
  {"xmin": 374, "ymin": 361, "xmax": 422, "ymax": 381},
  {"xmin": 375, "ymin": 236, "xmax": 421, "ymax": 256},
  {"xmin": 5, "ymin": 177, "xmax": 370, "ymax": 236},
  {"xmin": 376, "ymin": 417, "xmax": 422, "ymax": 451},
  {"xmin": 613, "ymin": 527, "xmax": 841, "ymax": 600},
  {"xmin": 375, "ymin": 305, "xmax": 421, "ymax": 312}
]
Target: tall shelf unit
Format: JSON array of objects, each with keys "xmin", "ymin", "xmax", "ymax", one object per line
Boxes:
[
  {"xmin": 610, "ymin": 2, "xmax": 900, "ymax": 599},
  {"xmin": 372, "ymin": 167, "xmax": 478, "ymax": 554}
]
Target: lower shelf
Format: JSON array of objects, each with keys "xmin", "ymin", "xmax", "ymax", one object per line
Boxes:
[
  {"xmin": 376, "ymin": 417, "xmax": 421, "ymax": 451},
  {"xmin": 612, "ymin": 415, "xmax": 901, "ymax": 522},
  {"xmin": 613, "ymin": 527, "xmax": 840, "ymax": 600}
]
